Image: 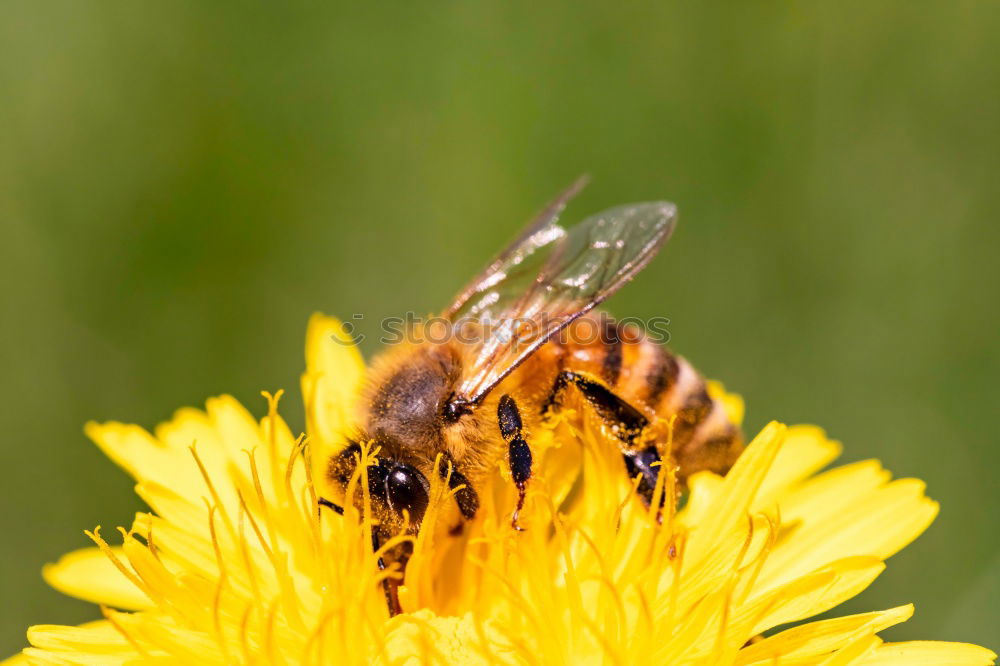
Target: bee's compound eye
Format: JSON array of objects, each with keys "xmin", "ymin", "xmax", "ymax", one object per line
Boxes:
[{"xmin": 385, "ymin": 464, "xmax": 429, "ymax": 525}]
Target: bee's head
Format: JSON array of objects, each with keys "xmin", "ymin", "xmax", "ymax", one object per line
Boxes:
[
  {"xmin": 325, "ymin": 343, "xmax": 479, "ymax": 529},
  {"xmin": 328, "ymin": 344, "xmax": 453, "ymax": 529},
  {"xmin": 327, "ymin": 441, "xmax": 431, "ymax": 530}
]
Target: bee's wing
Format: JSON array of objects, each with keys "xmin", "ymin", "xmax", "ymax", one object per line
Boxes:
[
  {"xmin": 446, "ymin": 198, "xmax": 677, "ymax": 405},
  {"xmin": 445, "ymin": 176, "xmax": 590, "ymax": 319}
]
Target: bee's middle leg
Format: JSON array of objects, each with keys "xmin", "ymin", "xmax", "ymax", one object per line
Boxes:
[
  {"xmin": 498, "ymin": 394, "xmax": 532, "ymax": 530},
  {"xmin": 544, "ymin": 370, "xmax": 664, "ymax": 507}
]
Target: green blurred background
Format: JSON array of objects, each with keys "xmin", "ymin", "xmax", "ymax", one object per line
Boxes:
[{"xmin": 2, "ymin": 0, "xmax": 998, "ymax": 654}]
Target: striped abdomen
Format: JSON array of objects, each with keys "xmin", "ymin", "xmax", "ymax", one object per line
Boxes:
[{"xmin": 555, "ymin": 315, "xmax": 743, "ymax": 482}]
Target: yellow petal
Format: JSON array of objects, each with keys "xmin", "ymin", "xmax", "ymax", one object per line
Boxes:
[
  {"xmin": 707, "ymin": 380, "xmax": 745, "ymax": 426},
  {"xmin": 21, "ymin": 648, "xmax": 134, "ymax": 665},
  {"xmin": 26, "ymin": 621, "xmax": 125, "ymax": 650},
  {"xmin": 85, "ymin": 398, "xmax": 258, "ymax": 519},
  {"xmin": 857, "ymin": 641, "xmax": 998, "ymax": 665},
  {"xmin": 753, "ymin": 425, "xmax": 842, "ymax": 508},
  {"xmin": 779, "ymin": 460, "xmax": 890, "ymax": 525},
  {"xmin": 681, "ymin": 470, "xmax": 725, "ymax": 527},
  {"xmin": 736, "ymin": 605, "xmax": 913, "ymax": 665},
  {"xmin": 381, "ymin": 610, "xmax": 515, "ymax": 665},
  {"xmin": 301, "ymin": 313, "xmax": 366, "ymax": 483},
  {"xmin": 684, "ymin": 421, "xmax": 786, "ymax": 575},
  {"xmin": 747, "ymin": 557, "xmax": 886, "ymax": 635},
  {"xmin": 84, "ymin": 421, "xmax": 191, "ymax": 492},
  {"xmin": 762, "ymin": 478, "xmax": 938, "ymax": 587},
  {"xmin": 42, "ymin": 547, "xmax": 151, "ymax": 611},
  {"xmin": 820, "ymin": 633, "xmax": 882, "ymax": 665}
]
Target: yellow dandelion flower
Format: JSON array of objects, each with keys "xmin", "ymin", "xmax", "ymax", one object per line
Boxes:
[{"xmin": 5, "ymin": 314, "xmax": 995, "ymax": 665}]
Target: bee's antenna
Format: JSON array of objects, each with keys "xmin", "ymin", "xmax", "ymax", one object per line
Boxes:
[{"xmin": 442, "ymin": 393, "xmax": 474, "ymax": 423}]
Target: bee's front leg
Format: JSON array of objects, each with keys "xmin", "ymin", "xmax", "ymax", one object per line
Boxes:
[
  {"xmin": 317, "ymin": 497, "xmax": 344, "ymax": 515},
  {"xmin": 319, "ymin": 497, "xmax": 404, "ymax": 615},
  {"xmin": 498, "ymin": 394, "xmax": 532, "ymax": 530},
  {"xmin": 371, "ymin": 527, "xmax": 403, "ymax": 616}
]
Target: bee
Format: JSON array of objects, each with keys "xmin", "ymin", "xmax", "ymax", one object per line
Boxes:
[{"xmin": 319, "ymin": 178, "xmax": 743, "ymax": 614}]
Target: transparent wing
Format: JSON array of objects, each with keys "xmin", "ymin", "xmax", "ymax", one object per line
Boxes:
[
  {"xmin": 447, "ymin": 199, "xmax": 677, "ymax": 405},
  {"xmin": 444, "ymin": 176, "xmax": 589, "ymax": 319}
]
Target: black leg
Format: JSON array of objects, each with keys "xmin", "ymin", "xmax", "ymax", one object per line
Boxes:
[
  {"xmin": 544, "ymin": 371, "xmax": 649, "ymax": 446},
  {"xmin": 622, "ymin": 445, "xmax": 663, "ymax": 508},
  {"xmin": 498, "ymin": 394, "xmax": 533, "ymax": 530},
  {"xmin": 321, "ymin": 498, "xmax": 403, "ymax": 616},
  {"xmin": 318, "ymin": 497, "xmax": 344, "ymax": 515},
  {"xmin": 371, "ymin": 528, "xmax": 402, "ymax": 616},
  {"xmin": 437, "ymin": 453, "xmax": 480, "ymax": 520},
  {"xmin": 544, "ymin": 371, "xmax": 669, "ymax": 510},
  {"xmin": 318, "ymin": 497, "xmax": 403, "ymax": 616}
]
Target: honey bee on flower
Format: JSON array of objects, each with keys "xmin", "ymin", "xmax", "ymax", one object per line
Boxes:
[{"xmin": 319, "ymin": 180, "xmax": 742, "ymax": 614}]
